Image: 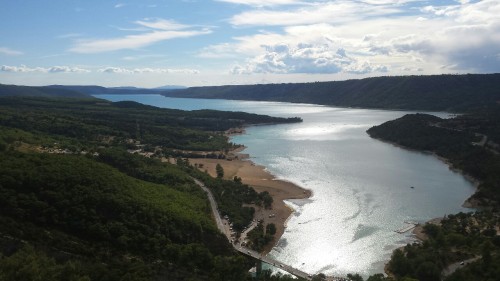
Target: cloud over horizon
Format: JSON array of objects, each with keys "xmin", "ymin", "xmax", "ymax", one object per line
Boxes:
[
  {"xmin": 218, "ymin": 0, "xmax": 500, "ymax": 76},
  {"xmin": 1, "ymin": 65, "xmax": 200, "ymax": 75},
  {"xmin": 97, "ymin": 66, "xmax": 200, "ymax": 74},
  {"xmin": 231, "ymin": 43, "xmax": 388, "ymax": 74},
  {"xmin": 1, "ymin": 65, "xmax": 90, "ymax": 73}
]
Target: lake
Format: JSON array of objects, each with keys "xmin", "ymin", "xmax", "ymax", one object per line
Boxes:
[{"xmin": 98, "ymin": 94, "xmax": 475, "ymax": 277}]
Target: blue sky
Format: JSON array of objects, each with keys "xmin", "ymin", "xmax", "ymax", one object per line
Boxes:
[{"xmin": 1, "ymin": 0, "xmax": 499, "ymax": 87}]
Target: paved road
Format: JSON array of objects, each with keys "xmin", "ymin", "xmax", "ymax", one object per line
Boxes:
[
  {"xmin": 193, "ymin": 178, "xmax": 228, "ymax": 237},
  {"xmin": 192, "ymin": 177, "xmax": 313, "ymax": 280},
  {"xmin": 442, "ymin": 256, "xmax": 480, "ymax": 277}
]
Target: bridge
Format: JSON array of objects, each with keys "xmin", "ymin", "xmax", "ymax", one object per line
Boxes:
[{"xmin": 193, "ymin": 178, "xmax": 314, "ymax": 280}]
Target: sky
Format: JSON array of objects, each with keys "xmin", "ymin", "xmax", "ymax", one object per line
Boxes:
[{"xmin": 1, "ymin": 0, "xmax": 499, "ymax": 87}]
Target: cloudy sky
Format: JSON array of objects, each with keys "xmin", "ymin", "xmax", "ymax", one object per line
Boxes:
[{"xmin": 1, "ymin": 0, "xmax": 499, "ymax": 87}]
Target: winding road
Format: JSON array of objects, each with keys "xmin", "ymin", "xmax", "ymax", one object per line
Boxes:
[
  {"xmin": 442, "ymin": 256, "xmax": 481, "ymax": 277},
  {"xmin": 193, "ymin": 178, "xmax": 313, "ymax": 280}
]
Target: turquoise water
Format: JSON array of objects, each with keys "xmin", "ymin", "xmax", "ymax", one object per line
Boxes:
[{"xmin": 99, "ymin": 95, "xmax": 475, "ymax": 277}]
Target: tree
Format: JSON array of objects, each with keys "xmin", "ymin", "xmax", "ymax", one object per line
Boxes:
[
  {"xmin": 233, "ymin": 176, "xmax": 242, "ymax": 184},
  {"xmin": 216, "ymin": 163, "xmax": 224, "ymax": 178},
  {"xmin": 367, "ymin": 273, "xmax": 392, "ymax": 281},
  {"xmin": 266, "ymin": 223, "xmax": 276, "ymax": 235},
  {"xmin": 259, "ymin": 191, "xmax": 273, "ymax": 209},
  {"xmin": 347, "ymin": 273, "xmax": 364, "ymax": 281},
  {"xmin": 311, "ymin": 273, "xmax": 326, "ymax": 281},
  {"xmin": 415, "ymin": 261, "xmax": 440, "ymax": 281},
  {"xmin": 481, "ymin": 240, "xmax": 493, "ymax": 267},
  {"xmin": 388, "ymin": 249, "xmax": 410, "ymax": 277}
]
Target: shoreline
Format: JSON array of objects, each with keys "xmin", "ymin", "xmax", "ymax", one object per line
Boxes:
[
  {"xmin": 411, "ymin": 217, "xmax": 444, "ymax": 241},
  {"xmin": 189, "ymin": 146, "xmax": 311, "ymax": 255},
  {"xmin": 200, "ymin": 129, "xmax": 480, "ymax": 267},
  {"xmin": 370, "ymin": 135, "xmax": 482, "ymax": 277},
  {"xmin": 384, "ymin": 217, "xmax": 444, "ymax": 277}
]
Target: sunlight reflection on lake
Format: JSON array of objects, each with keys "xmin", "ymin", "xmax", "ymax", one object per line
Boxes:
[{"xmin": 99, "ymin": 94, "xmax": 474, "ymax": 278}]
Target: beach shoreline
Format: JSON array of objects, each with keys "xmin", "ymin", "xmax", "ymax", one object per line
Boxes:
[{"xmin": 189, "ymin": 146, "xmax": 311, "ymax": 255}]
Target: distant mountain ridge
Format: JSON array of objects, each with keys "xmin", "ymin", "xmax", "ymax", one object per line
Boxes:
[
  {"xmin": 47, "ymin": 85, "xmax": 176, "ymax": 95},
  {"xmin": 153, "ymin": 85, "xmax": 187, "ymax": 90},
  {"xmin": 0, "ymin": 84, "xmax": 185, "ymax": 97},
  {"xmin": 163, "ymin": 73, "xmax": 500, "ymax": 112},
  {"xmin": 0, "ymin": 84, "xmax": 89, "ymax": 98},
  {"xmin": 2, "ymin": 74, "xmax": 499, "ymax": 111}
]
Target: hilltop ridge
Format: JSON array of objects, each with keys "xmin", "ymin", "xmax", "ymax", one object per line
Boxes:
[{"xmin": 163, "ymin": 73, "xmax": 500, "ymax": 112}]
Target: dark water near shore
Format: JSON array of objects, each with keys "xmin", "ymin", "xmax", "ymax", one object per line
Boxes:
[{"xmin": 99, "ymin": 95, "xmax": 475, "ymax": 277}]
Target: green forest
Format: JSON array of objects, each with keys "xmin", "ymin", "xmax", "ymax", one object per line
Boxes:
[{"xmin": 0, "ymin": 95, "xmax": 303, "ymax": 280}]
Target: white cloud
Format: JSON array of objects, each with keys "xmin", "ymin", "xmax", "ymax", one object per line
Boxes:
[
  {"xmin": 231, "ymin": 42, "xmax": 388, "ymax": 74},
  {"xmin": 198, "ymin": 43, "xmax": 244, "ymax": 58},
  {"xmin": 0, "ymin": 47, "xmax": 23, "ymax": 56},
  {"xmin": 421, "ymin": 5, "xmax": 460, "ymax": 17},
  {"xmin": 70, "ymin": 18, "xmax": 212, "ymax": 53},
  {"xmin": 1, "ymin": 65, "xmax": 199, "ymax": 75},
  {"xmin": 401, "ymin": 66, "xmax": 423, "ymax": 72},
  {"xmin": 1, "ymin": 65, "xmax": 90, "ymax": 73},
  {"xmin": 361, "ymin": 0, "xmax": 424, "ymax": 4},
  {"xmin": 229, "ymin": 2, "xmax": 401, "ymax": 26},
  {"xmin": 1, "ymin": 65, "xmax": 45, "ymax": 73},
  {"xmin": 98, "ymin": 67, "xmax": 134, "ymax": 74},
  {"xmin": 98, "ymin": 67, "xmax": 200, "ymax": 74},
  {"xmin": 114, "ymin": 3, "xmax": 126, "ymax": 8},
  {"xmin": 208, "ymin": 0, "xmax": 500, "ymax": 75},
  {"xmin": 48, "ymin": 66, "xmax": 91, "ymax": 73},
  {"xmin": 57, "ymin": 33, "xmax": 83, "ymax": 39},
  {"xmin": 216, "ymin": 0, "xmax": 303, "ymax": 6},
  {"xmin": 135, "ymin": 18, "xmax": 190, "ymax": 31}
]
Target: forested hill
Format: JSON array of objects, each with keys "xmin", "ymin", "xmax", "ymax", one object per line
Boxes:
[
  {"xmin": 0, "ymin": 96, "xmax": 301, "ymax": 151},
  {"xmin": 0, "ymin": 84, "xmax": 179, "ymax": 98},
  {"xmin": 0, "ymin": 96, "xmax": 302, "ymax": 280},
  {"xmin": 0, "ymin": 84, "xmax": 89, "ymax": 98},
  {"xmin": 47, "ymin": 85, "xmax": 171, "ymax": 95},
  {"xmin": 163, "ymin": 73, "xmax": 500, "ymax": 112}
]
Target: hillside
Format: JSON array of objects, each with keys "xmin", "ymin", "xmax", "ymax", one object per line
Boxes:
[
  {"xmin": 163, "ymin": 73, "xmax": 500, "ymax": 111},
  {"xmin": 0, "ymin": 96, "xmax": 303, "ymax": 280},
  {"xmin": 0, "ymin": 84, "xmax": 89, "ymax": 98},
  {"xmin": 0, "ymin": 84, "xmax": 182, "ymax": 98},
  {"xmin": 0, "ymin": 96, "xmax": 300, "ymax": 151}
]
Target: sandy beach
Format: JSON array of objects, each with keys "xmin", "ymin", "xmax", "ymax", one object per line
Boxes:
[{"xmin": 189, "ymin": 148, "xmax": 311, "ymax": 254}]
